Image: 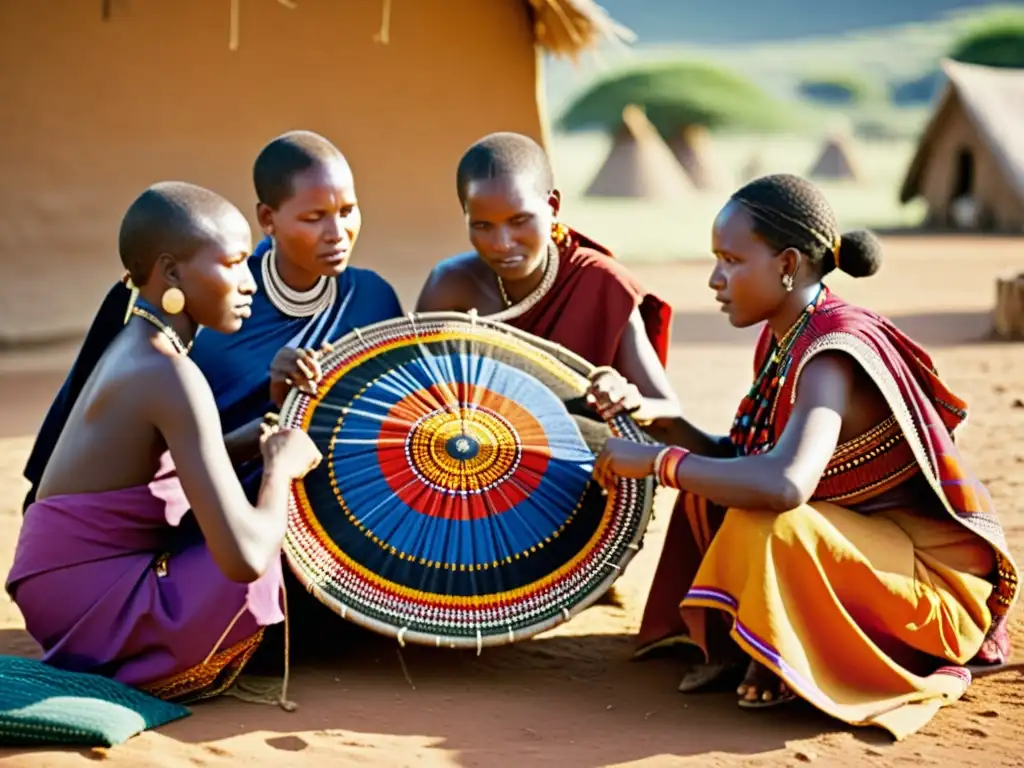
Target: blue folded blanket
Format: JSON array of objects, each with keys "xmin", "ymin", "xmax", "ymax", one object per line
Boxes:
[{"xmin": 0, "ymin": 655, "xmax": 190, "ymax": 747}]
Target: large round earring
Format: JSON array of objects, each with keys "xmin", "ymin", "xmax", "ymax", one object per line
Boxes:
[
  {"xmin": 551, "ymin": 221, "xmax": 569, "ymax": 246},
  {"xmin": 161, "ymin": 287, "xmax": 186, "ymax": 315},
  {"xmin": 781, "ymin": 273, "xmax": 794, "ymax": 292}
]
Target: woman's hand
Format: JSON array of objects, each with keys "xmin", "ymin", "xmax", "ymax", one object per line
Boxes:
[
  {"xmin": 593, "ymin": 437, "xmax": 662, "ymax": 488},
  {"xmin": 586, "ymin": 367, "xmax": 643, "ymax": 420},
  {"xmin": 269, "ymin": 340, "xmax": 334, "ymax": 406},
  {"xmin": 259, "ymin": 421, "xmax": 323, "ymax": 480}
]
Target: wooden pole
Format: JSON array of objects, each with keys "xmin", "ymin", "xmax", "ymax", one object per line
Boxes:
[{"xmin": 993, "ymin": 273, "xmax": 1024, "ymax": 340}]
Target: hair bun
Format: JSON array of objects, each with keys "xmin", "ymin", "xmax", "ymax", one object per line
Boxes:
[{"xmin": 837, "ymin": 229, "xmax": 882, "ymax": 278}]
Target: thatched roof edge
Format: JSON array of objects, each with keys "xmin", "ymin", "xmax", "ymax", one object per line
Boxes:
[
  {"xmin": 99, "ymin": 0, "xmax": 634, "ymax": 58},
  {"xmin": 525, "ymin": 0, "xmax": 635, "ymax": 59},
  {"xmin": 900, "ymin": 59, "xmax": 1024, "ymax": 204}
]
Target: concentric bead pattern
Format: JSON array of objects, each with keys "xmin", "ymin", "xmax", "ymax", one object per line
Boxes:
[
  {"xmin": 403, "ymin": 406, "xmax": 522, "ymax": 497},
  {"xmin": 279, "ymin": 313, "xmax": 655, "ymax": 650}
]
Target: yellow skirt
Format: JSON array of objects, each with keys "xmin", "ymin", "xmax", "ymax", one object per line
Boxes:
[{"xmin": 674, "ymin": 500, "xmax": 995, "ymax": 740}]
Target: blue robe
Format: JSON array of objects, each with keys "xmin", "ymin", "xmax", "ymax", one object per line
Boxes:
[{"xmin": 189, "ymin": 237, "xmax": 403, "ymax": 496}]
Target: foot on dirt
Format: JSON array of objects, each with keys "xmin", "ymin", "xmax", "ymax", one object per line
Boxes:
[{"xmin": 736, "ymin": 660, "xmax": 796, "ymax": 709}]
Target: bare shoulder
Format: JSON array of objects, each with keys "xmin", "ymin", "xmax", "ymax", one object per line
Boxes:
[
  {"xmin": 429, "ymin": 252, "xmax": 489, "ymax": 283},
  {"xmin": 790, "ymin": 351, "xmax": 858, "ymax": 423},
  {"xmin": 417, "ymin": 252, "xmax": 491, "ymax": 312},
  {"xmin": 133, "ymin": 352, "xmax": 219, "ymax": 423},
  {"xmin": 802, "ymin": 350, "xmax": 855, "ymax": 379},
  {"xmin": 795, "ymin": 351, "xmax": 855, "ymax": 396}
]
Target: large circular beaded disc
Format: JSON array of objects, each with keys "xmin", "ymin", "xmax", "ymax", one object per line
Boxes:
[{"xmin": 279, "ymin": 312, "xmax": 655, "ymax": 649}]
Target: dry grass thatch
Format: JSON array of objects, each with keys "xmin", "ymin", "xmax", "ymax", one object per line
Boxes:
[
  {"xmin": 101, "ymin": 0, "xmax": 632, "ymax": 57},
  {"xmin": 900, "ymin": 59, "xmax": 1024, "ymax": 205},
  {"xmin": 525, "ymin": 0, "xmax": 635, "ymax": 59}
]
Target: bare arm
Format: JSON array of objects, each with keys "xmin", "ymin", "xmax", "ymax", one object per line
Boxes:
[
  {"xmin": 613, "ymin": 308, "xmax": 677, "ymax": 408},
  {"xmin": 610, "ymin": 309, "xmax": 731, "ymax": 456},
  {"xmin": 595, "ymin": 352, "xmax": 851, "ymax": 509},
  {"xmin": 150, "ymin": 360, "xmax": 294, "ymax": 583},
  {"xmin": 669, "ymin": 352, "xmax": 850, "ymax": 510},
  {"xmin": 649, "ymin": 418, "xmax": 735, "ymax": 458},
  {"xmin": 224, "ymin": 337, "xmax": 339, "ymax": 464}
]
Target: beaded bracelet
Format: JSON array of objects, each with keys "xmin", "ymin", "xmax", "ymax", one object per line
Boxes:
[{"xmin": 653, "ymin": 445, "xmax": 690, "ymax": 489}]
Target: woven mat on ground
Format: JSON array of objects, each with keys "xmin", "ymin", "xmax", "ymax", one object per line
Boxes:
[{"xmin": 0, "ymin": 655, "xmax": 190, "ymax": 747}]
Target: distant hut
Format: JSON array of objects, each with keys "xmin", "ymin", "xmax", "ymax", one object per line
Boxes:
[
  {"xmin": 740, "ymin": 152, "xmax": 767, "ymax": 183},
  {"xmin": 900, "ymin": 59, "xmax": 1024, "ymax": 231},
  {"xmin": 664, "ymin": 125, "xmax": 726, "ymax": 190},
  {"xmin": 585, "ymin": 105, "xmax": 692, "ymax": 199},
  {"xmin": 808, "ymin": 132, "xmax": 860, "ymax": 181}
]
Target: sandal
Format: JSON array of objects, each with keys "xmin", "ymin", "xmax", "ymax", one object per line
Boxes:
[{"xmin": 736, "ymin": 660, "xmax": 797, "ymax": 709}]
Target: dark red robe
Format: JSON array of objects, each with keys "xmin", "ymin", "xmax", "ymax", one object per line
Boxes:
[{"xmin": 504, "ymin": 229, "xmax": 671, "ymax": 368}]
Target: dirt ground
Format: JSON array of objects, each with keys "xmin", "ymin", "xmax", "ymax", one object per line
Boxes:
[{"xmin": 1, "ymin": 235, "xmax": 1023, "ymax": 767}]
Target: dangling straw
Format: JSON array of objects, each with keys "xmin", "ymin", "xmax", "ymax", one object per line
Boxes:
[
  {"xmin": 373, "ymin": 0, "xmax": 392, "ymax": 44},
  {"xmin": 209, "ymin": 581, "xmax": 296, "ymax": 711},
  {"xmin": 202, "ymin": 604, "xmax": 249, "ymax": 668},
  {"xmin": 279, "ymin": 584, "xmax": 294, "ymax": 710},
  {"xmin": 229, "ymin": 0, "xmax": 298, "ymax": 52},
  {"xmin": 228, "ymin": 0, "xmax": 240, "ymax": 51}
]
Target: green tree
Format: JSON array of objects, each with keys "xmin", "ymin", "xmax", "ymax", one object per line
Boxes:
[
  {"xmin": 557, "ymin": 61, "xmax": 792, "ymax": 137},
  {"xmin": 949, "ymin": 14, "xmax": 1024, "ymax": 69}
]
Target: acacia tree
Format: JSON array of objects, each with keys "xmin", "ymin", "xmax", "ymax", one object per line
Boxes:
[
  {"xmin": 948, "ymin": 15, "xmax": 1024, "ymax": 69},
  {"xmin": 558, "ymin": 61, "xmax": 790, "ymax": 138},
  {"xmin": 558, "ymin": 61, "xmax": 792, "ymax": 189}
]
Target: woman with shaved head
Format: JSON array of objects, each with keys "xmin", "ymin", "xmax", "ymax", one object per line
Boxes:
[{"xmin": 8, "ymin": 182, "xmax": 321, "ymax": 703}]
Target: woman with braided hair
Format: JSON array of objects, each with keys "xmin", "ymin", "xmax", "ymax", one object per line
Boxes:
[{"xmin": 588, "ymin": 174, "xmax": 1018, "ymax": 739}]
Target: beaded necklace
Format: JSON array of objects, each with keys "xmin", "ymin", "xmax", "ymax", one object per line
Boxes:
[
  {"xmin": 130, "ymin": 302, "xmax": 192, "ymax": 355},
  {"xmin": 261, "ymin": 246, "xmax": 337, "ymax": 318},
  {"xmin": 487, "ymin": 242, "xmax": 561, "ymax": 323},
  {"xmin": 489, "ymin": 223, "xmax": 570, "ymax": 322},
  {"xmin": 728, "ymin": 286, "xmax": 827, "ymax": 455},
  {"xmin": 495, "ymin": 243, "xmax": 558, "ymax": 308}
]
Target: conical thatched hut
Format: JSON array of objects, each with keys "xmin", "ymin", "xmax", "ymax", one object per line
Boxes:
[
  {"xmin": 740, "ymin": 153, "xmax": 767, "ymax": 183},
  {"xmin": 0, "ymin": 0, "xmax": 628, "ymax": 344},
  {"xmin": 665, "ymin": 125, "xmax": 725, "ymax": 190},
  {"xmin": 808, "ymin": 133, "xmax": 860, "ymax": 180},
  {"xmin": 585, "ymin": 105, "xmax": 692, "ymax": 200}
]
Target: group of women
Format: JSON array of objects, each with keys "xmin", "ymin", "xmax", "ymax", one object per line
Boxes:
[{"xmin": 5, "ymin": 129, "xmax": 1016, "ymax": 740}]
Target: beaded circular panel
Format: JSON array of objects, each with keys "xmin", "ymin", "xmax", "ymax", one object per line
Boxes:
[{"xmin": 279, "ymin": 312, "xmax": 655, "ymax": 650}]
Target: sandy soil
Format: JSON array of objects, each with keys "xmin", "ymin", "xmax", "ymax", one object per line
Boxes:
[{"xmin": 2, "ymin": 235, "xmax": 1023, "ymax": 767}]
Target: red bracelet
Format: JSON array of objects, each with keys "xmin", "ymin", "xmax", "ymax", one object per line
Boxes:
[{"xmin": 653, "ymin": 445, "xmax": 690, "ymax": 489}]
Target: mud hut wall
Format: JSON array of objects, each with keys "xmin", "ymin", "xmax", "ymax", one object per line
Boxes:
[{"xmin": 0, "ymin": 0, "xmax": 545, "ymax": 342}]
